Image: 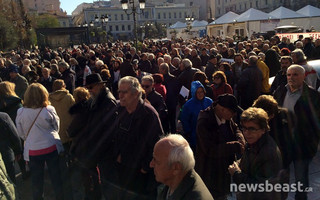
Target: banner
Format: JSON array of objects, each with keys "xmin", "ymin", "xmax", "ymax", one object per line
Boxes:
[{"xmin": 276, "ymin": 32, "xmax": 320, "ymax": 40}]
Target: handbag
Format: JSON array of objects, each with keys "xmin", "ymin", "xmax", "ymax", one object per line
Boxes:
[{"xmin": 25, "ymin": 107, "xmax": 43, "ymax": 142}]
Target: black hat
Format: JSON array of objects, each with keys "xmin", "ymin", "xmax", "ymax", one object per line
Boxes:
[
  {"xmin": 85, "ymin": 73, "xmax": 107, "ymax": 86},
  {"xmin": 208, "ymin": 54, "xmax": 217, "ymax": 60},
  {"xmin": 216, "ymin": 94, "xmax": 240, "ymax": 113}
]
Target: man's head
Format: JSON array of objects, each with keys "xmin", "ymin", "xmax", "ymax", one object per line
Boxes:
[
  {"xmin": 172, "ymin": 57, "xmax": 181, "ymax": 68},
  {"xmin": 85, "ymin": 73, "xmax": 106, "ymax": 98},
  {"xmin": 150, "ymin": 134, "xmax": 195, "ymax": 187},
  {"xmin": 286, "ymin": 64, "xmax": 305, "ymax": 91},
  {"xmin": 241, "ymin": 107, "xmax": 269, "ymax": 145},
  {"xmin": 8, "ymin": 64, "xmax": 19, "ymax": 79},
  {"xmin": 291, "ymin": 49, "xmax": 306, "ymax": 64},
  {"xmin": 141, "ymin": 75, "xmax": 154, "ymax": 95},
  {"xmin": 214, "ymin": 94, "xmax": 238, "ymax": 120},
  {"xmin": 42, "ymin": 67, "xmax": 51, "ymax": 79},
  {"xmin": 58, "ymin": 61, "xmax": 69, "ymax": 73},
  {"xmin": 234, "ymin": 54, "xmax": 244, "ymax": 65},
  {"xmin": 180, "ymin": 59, "xmax": 192, "ymax": 71},
  {"xmin": 248, "ymin": 55, "xmax": 258, "ymax": 66},
  {"xmin": 280, "ymin": 56, "xmax": 292, "ymax": 71},
  {"xmin": 163, "ymin": 55, "xmax": 172, "ymax": 64},
  {"xmin": 118, "ymin": 76, "xmax": 142, "ymax": 111},
  {"xmin": 208, "ymin": 54, "xmax": 217, "ymax": 65},
  {"xmin": 159, "ymin": 63, "xmax": 169, "ymax": 75}
]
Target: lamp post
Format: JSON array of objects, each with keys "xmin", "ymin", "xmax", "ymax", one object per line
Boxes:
[
  {"xmin": 94, "ymin": 14, "xmax": 109, "ymax": 43},
  {"xmin": 120, "ymin": 0, "xmax": 146, "ymax": 48}
]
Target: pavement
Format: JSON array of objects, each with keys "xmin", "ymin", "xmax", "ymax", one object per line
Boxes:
[{"xmin": 14, "ymin": 147, "xmax": 320, "ymax": 200}]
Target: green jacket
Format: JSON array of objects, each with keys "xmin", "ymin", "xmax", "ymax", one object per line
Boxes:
[
  {"xmin": 0, "ymin": 153, "xmax": 15, "ymax": 200},
  {"xmin": 157, "ymin": 169, "xmax": 213, "ymax": 200}
]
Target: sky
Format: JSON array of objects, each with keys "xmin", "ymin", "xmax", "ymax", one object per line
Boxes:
[{"xmin": 60, "ymin": 0, "xmax": 95, "ymax": 15}]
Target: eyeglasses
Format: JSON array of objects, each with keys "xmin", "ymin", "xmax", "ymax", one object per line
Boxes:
[
  {"xmin": 141, "ymin": 85, "xmax": 151, "ymax": 89},
  {"xmin": 242, "ymin": 126, "xmax": 261, "ymax": 132}
]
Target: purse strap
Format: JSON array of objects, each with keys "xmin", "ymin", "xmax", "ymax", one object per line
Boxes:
[{"xmin": 25, "ymin": 107, "xmax": 43, "ymax": 140}]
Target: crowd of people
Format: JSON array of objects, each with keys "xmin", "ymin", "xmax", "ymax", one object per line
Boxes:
[{"xmin": 0, "ymin": 34, "xmax": 320, "ymax": 200}]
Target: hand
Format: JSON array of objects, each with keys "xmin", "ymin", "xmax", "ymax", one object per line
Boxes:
[
  {"xmin": 140, "ymin": 168, "xmax": 147, "ymax": 174},
  {"xmin": 228, "ymin": 161, "xmax": 241, "ymax": 176}
]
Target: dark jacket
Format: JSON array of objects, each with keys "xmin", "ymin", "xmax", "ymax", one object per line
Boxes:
[
  {"xmin": 178, "ymin": 67, "xmax": 200, "ymax": 90},
  {"xmin": 237, "ymin": 65, "xmax": 263, "ymax": 109},
  {"xmin": 273, "ymin": 83, "xmax": 320, "ymax": 159},
  {"xmin": 205, "ymin": 62, "xmax": 218, "ymax": 82},
  {"xmin": 0, "ymin": 96, "xmax": 22, "ymax": 123},
  {"xmin": 270, "ymin": 70, "xmax": 287, "ymax": 94},
  {"xmin": 157, "ymin": 169, "xmax": 213, "ymax": 200},
  {"xmin": 190, "ymin": 55, "xmax": 202, "ymax": 70},
  {"xmin": 233, "ymin": 133, "xmax": 282, "ymax": 200},
  {"xmin": 231, "ymin": 62, "xmax": 248, "ymax": 86},
  {"xmin": 114, "ymin": 100, "xmax": 163, "ymax": 171},
  {"xmin": 163, "ymin": 73, "xmax": 181, "ymax": 110},
  {"xmin": 10, "ymin": 74, "xmax": 28, "ymax": 100},
  {"xmin": 196, "ymin": 105, "xmax": 244, "ymax": 198},
  {"xmin": 0, "ymin": 112, "xmax": 22, "ymax": 164},
  {"xmin": 139, "ymin": 60, "xmax": 153, "ymax": 73},
  {"xmin": 39, "ymin": 76, "xmax": 56, "ymax": 93},
  {"xmin": 120, "ymin": 60, "xmax": 136, "ymax": 78},
  {"xmin": 265, "ymin": 49, "xmax": 281, "ymax": 77},
  {"xmin": 61, "ymin": 68, "xmax": 76, "ymax": 94},
  {"xmin": 68, "ymin": 87, "xmax": 117, "ymax": 167}
]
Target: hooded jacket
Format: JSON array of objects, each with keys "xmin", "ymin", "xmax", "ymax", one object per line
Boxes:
[
  {"xmin": 49, "ymin": 89, "xmax": 75, "ymax": 144},
  {"xmin": 180, "ymin": 81, "xmax": 213, "ymax": 148}
]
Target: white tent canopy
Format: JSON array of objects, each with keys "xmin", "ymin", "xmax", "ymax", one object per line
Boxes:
[
  {"xmin": 210, "ymin": 11, "xmax": 239, "ymax": 25},
  {"xmin": 269, "ymin": 6, "xmax": 306, "ymax": 19},
  {"xmin": 169, "ymin": 21, "xmax": 186, "ymax": 29},
  {"xmin": 235, "ymin": 8, "xmax": 273, "ymax": 22},
  {"xmin": 191, "ymin": 20, "xmax": 208, "ymax": 27},
  {"xmin": 296, "ymin": 5, "xmax": 320, "ymax": 17}
]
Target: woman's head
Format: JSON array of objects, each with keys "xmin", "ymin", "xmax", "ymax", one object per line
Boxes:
[
  {"xmin": 52, "ymin": 79, "xmax": 66, "ymax": 92},
  {"xmin": 24, "ymin": 83, "xmax": 50, "ymax": 108},
  {"xmin": 212, "ymin": 71, "xmax": 227, "ymax": 84},
  {"xmin": 0, "ymin": 81, "xmax": 17, "ymax": 97},
  {"xmin": 73, "ymin": 87, "xmax": 90, "ymax": 103}
]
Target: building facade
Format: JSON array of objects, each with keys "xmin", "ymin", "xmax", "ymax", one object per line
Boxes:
[
  {"xmin": 22, "ymin": 0, "xmax": 65, "ymax": 15},
  {"xmin": 215, "ymin": 0, "xmax": 320, "ymax": 18},
  {"xmin": 73, "ymin": 1, "xmax": 199, "ymax": 41}
]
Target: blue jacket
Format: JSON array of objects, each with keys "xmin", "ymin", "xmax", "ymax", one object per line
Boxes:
[{"xmin": 180, "ymin": 81, "xmax": 213, "ymax": 148}]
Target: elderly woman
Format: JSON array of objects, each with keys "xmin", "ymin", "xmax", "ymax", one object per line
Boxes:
[
  {"xmin": 211, "ymin": 71, "xmax": 233, "ymax": 101},
  {"xmin": 228, "ymin": 107, "xmax": 282, "ymax": 200},
  {"xmin": 16, "ymin": 83, "xmax": 64, "ymax": 200},
  {"xmin": 110, "ymin": 76, "xmax": 163, "ymax": 199}
]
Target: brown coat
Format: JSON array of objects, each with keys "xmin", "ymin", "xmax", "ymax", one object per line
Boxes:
[{"xmin": 49, "ymin": 89, "xmax": 75, "ymax": 144}]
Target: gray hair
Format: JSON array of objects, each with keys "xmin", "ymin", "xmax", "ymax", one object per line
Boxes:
[
  {"xmin": 118, "ymin": 76, "xmax": 143, "ymax": 99},
  {"xmin": 248, "ymin": 55, "xmax": 258, "ymax": 66},
  {"xmin": 292, "ymin": 49, "xmax": 306, "ymax": 63},
  {"xmin": 163, "ymin": 54, "xmax": 171, "ymax": 61},
  {"xmin": 159, "ymin": 63, "xmax": 169, "ymax": 73},
  {"xmin": 141, "ymin": 75, "xmax": 154, "ymax": 84},
  {"xmin": 58, "ymin": 61, "xmax": 70, "ymax": 69},
  {"xmin": 181, "ymin": 58, "xmax": 192, "ymax": 69},
  {"xmin": 162, "ymin": 134, "xmax": 195, "ymax": 172},
  {"xmin": 287, "ymin": 64, "xmax": 305, "ymax": 75}
]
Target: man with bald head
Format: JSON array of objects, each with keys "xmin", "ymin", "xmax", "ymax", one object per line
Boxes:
[
  {"xmin": 274, "ymin": 64, "xmax": 320, "ymax": 200},
  {"xmin": 150, "ymin": 134, "xmax": 213, "ymax": 200}
]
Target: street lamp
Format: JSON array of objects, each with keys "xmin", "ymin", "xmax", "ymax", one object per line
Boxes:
[
  {"xmin": 121, "ymin": 0, "xmax": 146, "ymax": 48},
  {"xmin": 185, "ymin": 15, "xmax": 194, "ymax": 34}
]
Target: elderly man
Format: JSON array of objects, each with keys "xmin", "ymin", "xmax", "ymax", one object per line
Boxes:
[
  {"xmin": 8, "ymin": 64, "xmax": 28, "ymax": 100},
  {"xmin": 150, "ymin": 134, "xmax": 213, "ymax": 200},
  {"xmin": 196, "ymin": 94, "xmax": 245, "ymax": 199},
  {"xmin": 68, "ymin": 73, "xmax": 117, "ymax": 199},
  {"xmin": 228, "ymin": 107, "xmax": 283, "ymax": 200},
  {"xmin": 110, "ymin": 76, "xmax": 163, "ymax": 199},
  {"xmin": 58, "ymin": 61, "xmax": 75, "ymax": 94},
  {"xmin": 270, "ymin": 56, "xmax": 292, "ymax": 94},
  {"xmin": 273, "ymin": 64, "xmax": 320, "ymax": 200},
  {"xmin": 177, "ymin": 58, "xmax": 199, "ymax": 90}
]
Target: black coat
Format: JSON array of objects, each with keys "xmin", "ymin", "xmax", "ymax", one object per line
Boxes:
[
  {"xmin": 68, "ymin": 87, "xmax": 117, "ymax": 167},
  {"xmin": 163, "ymin": 73, "xmax": 181, "ymax": 110},
  {"xmin": 0, "ymin": 112, "xmax": 22, "ymax": 164},
  {"xmin": 61, "ymin": 68, "xmax": 75, "ymax": 94},
  {"xmin": 195, "ymin": 105, "xmax": 245, "ymax": 198},
  {"xmin": 0, "ymin": 95, "xmax": 22, "ymax": 123},
  {"xmin": 120, "ymin": 60, "xmax": 136, "ymax": 78},
  {"xmin": 178, "ymin": 67, "xmax": 200, "ymax": 90},
  {"xmin": 273, "ymin": 83, "xmax": 320, "ymax": 160},
  {"xmin": 237, "ymin": 65, "xmax": 263, "ymax": 109}
]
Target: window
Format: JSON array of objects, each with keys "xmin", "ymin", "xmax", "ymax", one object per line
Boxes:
[
  {"xmin": 63, "ymin": 22, "xmax": 66, "ymax": 27},
  {"xmin": 128, "ymin": 25, "xmax": 131, "ymax": 31},
  {"xmin": 116, "ymin": 25, "xmax": 119, "ymax": 31},
  {"xmin": 115, "ymin": 14, "xmax": 118, "ymax": 20},
  {"xmin": 109, "ymin": 26, "xmax": 113, "ymax": 31},
  {"xmin": 121, "ymin": 14, "xmax": 124, "ymax": 20},
  {"xmin": 174, "ymin": 12, "xmax": 176, "ymax": 18},
  {"xmin": 144, "ymin": 11, "xmax": 149, "ymax": 19},
  {"xmin": 250, "ymin": 2, "xmax": 252, "ymax": 7},
  {"xmin": 245, "ymin": 3, "xmax": 247, "ymax": 9},
  {"xmin": 218, "ymin": 0, "xmax": 220, "ymax": 5},
  {"xmin": 256, "ymin": 1, "xmax": 258, "ymax": 8},
  {"xmin": 179, "ymin": 12, "xmax": 182, "ymax": 18},
  {"xmin": 265, "ymin": 0, "xmax": 268, "ymax": 5},
  {"xmin": 122, "ymin": 25, "xmax": 125, "ymax": 31},
  {"xmin": 158, "ymin": 13, "xmax": 161, "ymax": 19},
  {"xmin": 169, "ymin": 13, "xmax": 171, "ymax": 19},
  {"xmin": 240, "ymin": 4, "xmax": 242, "ymax": 10},
  {"xmin": 127, "ymin": 14, "xmax": 130, "ymax": 20},
  {"xmin": 163, "ymin": 13, "xmax": 166, "ymax": 19}
]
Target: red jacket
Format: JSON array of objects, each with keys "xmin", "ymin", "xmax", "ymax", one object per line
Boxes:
[{"xmin": 211, "ymin": 83, "xmax": 233, "ymax": 101}]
